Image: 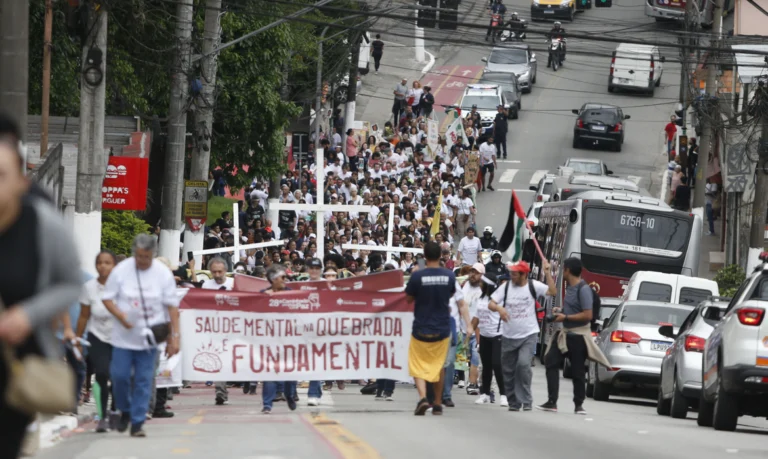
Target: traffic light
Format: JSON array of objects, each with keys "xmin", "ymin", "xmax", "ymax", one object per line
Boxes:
[
  {"xmin": 438, "ymin": 0, "xmax": 459, "ymax": 30},
  {"xmin": 417, "ymin": 0, "xmax": 437, "ymax": 28}
]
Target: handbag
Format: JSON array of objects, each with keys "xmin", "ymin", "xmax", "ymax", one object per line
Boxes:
[
  {"xmin": 3, "ymin": 344, "xmax": 75, "ymax": 415},
  {"xmin": 136, "ymin": 265, "xmax": 170, "ymax": 345}
]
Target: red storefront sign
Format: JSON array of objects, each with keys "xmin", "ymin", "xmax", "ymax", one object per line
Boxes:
[
  {"xmin": 232, "ymin": 269, "xmax": 404, "ymax": 293},
  {"xmin": 102, "ymin": 156, "xmax": 149, "ymax": 211}
]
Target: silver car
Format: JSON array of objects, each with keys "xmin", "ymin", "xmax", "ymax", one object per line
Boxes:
[
  {"xmin": 587, "ymin": 301, "xmax": 693, "ymax": 402},
  {"xmin": 481, "ymin": 45, "xmax": 538, "ymax": 93},
  {"xmin": 528, "ymin": 173, "xmax": 557, "ymax": 203},
  {"xmin": 657, "ymin": 298, "xmax": 728, "ymax": 419}
]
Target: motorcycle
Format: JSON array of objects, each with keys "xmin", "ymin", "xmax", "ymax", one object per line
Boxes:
[
  {"xmin": 490, "ymin": 13, "xmax": 503, "ymax": 43},
  {"xmin": 499, "ymin": 19, "xmax": 527, "ymax": 42},
  {"xmin": 547, "ymin": 38, "xmax": 565, "ymax": 72}
]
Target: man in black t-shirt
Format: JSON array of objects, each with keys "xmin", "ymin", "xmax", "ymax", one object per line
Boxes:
[
  {"xmin": 371, "ymin": 34, "xmax": 384, "ymax": 73},
  {"xmin": 493, "ymin": 105, "xmax": 509, "ymax": 159}
]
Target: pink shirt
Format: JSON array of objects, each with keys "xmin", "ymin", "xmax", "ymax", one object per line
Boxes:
[{"xmin": 346, "ymin": 136, "xmax": 358, "ymax": 158}]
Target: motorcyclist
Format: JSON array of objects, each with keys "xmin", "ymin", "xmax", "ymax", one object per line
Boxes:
[
  {"xmin": 547, "ymin": 21, "xmax": 566, "ymax": 61},
  {"xmin": 480, "ymin": 226, "xmax": 499, "ymax": 250},
  {"xmin": 506, "ymin": 12, "xmax": 526, "ymax": 39},
  {"xmin": 484, "ymin": 250, "xmax": 506, "ymax": 277},
  {"xmin": 486, "ymin": 0, "xmax": 507, "ymax": 41}
]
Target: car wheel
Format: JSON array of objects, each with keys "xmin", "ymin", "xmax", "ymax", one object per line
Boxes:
[
  {"xmin": 563, "ymin": 358, "xmax": 573, "ymax": 379},
  {"xmin": 523, "ymin": 87, "xmax": 532, "ymax": 94},
  {"xmin": 613, "ymin": 142, "xmax": 622, "ymax": 152},
  {"xmin": 568, "ymin": 6, "xmax": 575, "ymax": 21},
  {"xmin": 713, "ymin": 370, "xmax": 739, "ymax": 431},
  {"xmin": 512, "ymin": 107, "xmax": 519, "ymax": 120},
  {"xmin": 656, "ymin": 384, "xmax": 671, "ymax": 415},
  {"xmin": 572, "ymin": 136, "xmax": 580, "ymax": 149},
  {"xmin": 655, "ymin": 73, "xmax": 662, "ymax": 87},
  {"xmin": 670, "ymin": 375, "xmax": 688, "ymax": 419},
  {"xmin": 335, "ymin": 86, "xmax": 349, "ymax": 104},
  {"xmin": 532, "ymin": 72, "xmax": 537, "ymax": 84},
  {"xmin": 697, "ymin": 391, "xmax": 715, "ymax": 427},
  {"xmin": 608, "ymin": 84, "xmax": 614, "ymax": 93},
  {"xmin": 593, "ymin": 370, "xmax": 610, "ymax": 402},
  {"xmin": 518, "ymin": 100, "xmax": 522, "ymax": 111}
]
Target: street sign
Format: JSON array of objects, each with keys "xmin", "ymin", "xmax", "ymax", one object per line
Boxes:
[{"xmin": 183, "ymin": 180, "xmax": 209, "ymax": 221}]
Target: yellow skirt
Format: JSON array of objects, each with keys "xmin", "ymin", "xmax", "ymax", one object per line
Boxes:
[{"xmin": 408, "ymin": 336, "xmax": 450, "ymax": 383}]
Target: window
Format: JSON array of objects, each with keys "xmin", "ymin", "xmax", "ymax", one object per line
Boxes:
[
  {"xmin": 621, "ymin": 305, "xmax": 690, "ymax": 327},
  {"xmin": 679, "ymin": 287, "xmax": 712, "ymax": 306},
  {"xmin": 637, "ymin": 282, "xmax": 672, "ymax": 302}
]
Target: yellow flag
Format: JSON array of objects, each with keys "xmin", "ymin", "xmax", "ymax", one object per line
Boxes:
[{"xmin": 431, "ymin": 192, "xmax": 443, "ymax": 236}]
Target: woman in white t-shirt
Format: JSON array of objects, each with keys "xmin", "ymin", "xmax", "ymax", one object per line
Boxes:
[
  {"xmin": 75, "ymin": 250, "xmax": 118, "ymax": 433},
  {"xmin": 471, "ymin": 275, "xmax": 506, "ymax": 406}
]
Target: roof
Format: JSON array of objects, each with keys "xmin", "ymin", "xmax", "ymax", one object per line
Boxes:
[
  {"xmin": 732, "ymin": 44, "xmax": 768, "ymax": 84},
  {"xmin": 566, "ymin": 158, "xmax": 602, "ymax": 165},
  {"xmin": 615, "ymin": 43, "xmax": 657, "ymax": 53},
  {"xmin": 567, "ymin": 190, "xmax": 672, "ymax": 209},
  {"xmin": 621, "ymin": 300, "xmax": 691, "ymax": 310},
  {"xmin": 581, "ymin": 103, "xmax": 620, "ymax": 111},
  {"xmin": 491, "ymin": 44, "xmax": 529, "ymax": 52},
  {"xmin": 569, "ymin": 174, "xmax": 639, "ymax": 190}
]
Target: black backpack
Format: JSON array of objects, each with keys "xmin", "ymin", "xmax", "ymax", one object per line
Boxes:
[{"xmin": 577, "ymin": 282, "xmax": 601, "ymax": 331}]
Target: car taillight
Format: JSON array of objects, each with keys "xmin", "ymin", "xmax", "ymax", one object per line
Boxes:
[
  {"xmin": 591, "ymin": 332, "xmax": 598, "ymax": 337},
  {"xmin": 684, "ymin": 335, "xmax": 706, "ymax": 353},
  {"xmin": 577, "ymin": 119, "xmax": 584, "ymax": 128},
  {"xmin": 650, "ymin": 59, "xmax": 654, "ymax": 81},
  {"xmin": 625, "ymin": 259, "xmax": 638, "ymax": 264},
  {"xmin": 737, "ymin": 307, "xmax": 765, "ymax": 326},
  {"xmin": 537, "ymin": 195, "xmax": 542, "ymax": 201},
  {"xmin": 614, "ymin": 122, "xmax": 622, "ymax": 132},
  {"xmin": 610, "ymin": 55, "xmax": 615, "ymax": 77},
  {"xmin": 610, "ymin": 330, "xmax": 642, "ymax": 344}
]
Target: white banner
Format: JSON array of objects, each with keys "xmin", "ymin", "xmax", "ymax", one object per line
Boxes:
[
  {"xmin": 428, "ymin": 119, "xmax": 439, "ymax": 150},
  {"xmin": 180, "ymin": 290, "xmax": 413, "ymax": 381},
  {"xmin": 156, "ymin": 343, "xmax": 183, "ymax": 388}
]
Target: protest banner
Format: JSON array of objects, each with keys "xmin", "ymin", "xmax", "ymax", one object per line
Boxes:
[
  {"xmin": 464, "ymin": 152, "xmax": 480, "ymax": 186},
  {"xmin": 233, "ymin": 269, "xmax": 404, "ymax": 293},
  {"xmin": 180, "ymin": 289, "xmax": 413, "ymax": 381}
]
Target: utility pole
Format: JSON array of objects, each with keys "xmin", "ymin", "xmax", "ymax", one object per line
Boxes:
[
  {"xmin": 691, "ymin": 0, "xmax": 723, "ymax": 209},
  {"xmin": 748, "ymin": 82, "xmax": 768, "ymax": 268},
  {"xmin": 41, "ymin": 0, "xmax": 53, "ymax": 155},
  {"xmin": 158, "ymin": 0, "xmax": 194, "ymax": 263},
  {"xmin": 73, "ymin": 5, "xmax": 107, "ymax": 276},
  {"xmin": 183, "ymin": 0, "xmax": 222, "ymax": 268},
  {"xmin": 343, "ymin": 31, "xmax": 361, "ymax": 155},
  {"xmin": 0, "ymin": 0, "xmax": 29, "ymax": 142}
]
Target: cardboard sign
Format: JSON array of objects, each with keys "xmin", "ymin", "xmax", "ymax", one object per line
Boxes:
[
  {"xmin": 101, "ymin": 156, "xmax": 149, "ymax": 211},
  {"xmin": 464, "ymin": 152, "xmax": 481, "ymax": 186},
  {"xmin": 180, "ymin": 289, "xmax": 413, "ymax": 381}
]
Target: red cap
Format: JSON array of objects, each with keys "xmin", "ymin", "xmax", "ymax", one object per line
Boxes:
[{"xmin": 507, "ymin": 261, "xmax": 531, "ymax": 274}]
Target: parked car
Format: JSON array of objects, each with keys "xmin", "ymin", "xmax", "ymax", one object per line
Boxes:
[
  {"xmin": 699, "ymin": 253, "xmax": 768, "ymax": 430},
  {"xmin": 587, "ymin": 301, "xmax": 692, "ymax": 401},
  {"xmin": 528, "ymin": 173, "xmax": 557, "ymax": 203},
  {"xmin": 482, "ymin": 45, "xmax": 537, "ymax": 93},
  {"xmin": 558, "ymin": 158, "xmax": 613, "ymax": 176},
  {"xmin": 572, "ymin": 103, "xmax": 630, "ymax": 152},
  {"xmin": 609, "ymin": 43, "xmax": 665, "ymax": 96},
  {"xmin": 657, "ymin": 297, "xmax": 730, "ymax": 418},
  {"xmin": 622, "ymin": 271, "xmax": 720, "ymax": 306}
]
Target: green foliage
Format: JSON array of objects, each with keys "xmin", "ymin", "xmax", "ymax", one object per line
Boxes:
[
  {"xmin": 207, "ymin": 196, "xmax": 237, "ymax": 223},
  {"xmin": 714, "ymin": 264, "xmax": 746, "ymax": 298},
  {"xmin": 101, "ymin": 211, "xmax": 151, "ymax": 256}
]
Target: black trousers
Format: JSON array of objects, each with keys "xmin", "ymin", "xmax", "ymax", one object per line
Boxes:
[
  {"xmin": 545, "ymin": 331, "xmax": 588, "ymax": 406},
  {"xmin": 88, "ymin": 333, "xmax": 116, "ymax": 413},
  {"xmin": 373, "ymin": 53, "xmax": 382, "ymax": 71},
  {"xmin": 0, "ymin": 366, "xmax": 32, "ymax": 459},
  {"xmin": 479, "ymin": 335, "xmax": 505, "ymax": 395},
  {"xmin": 494, "ymin": 137, "xmax": 507, "ymax": 158},
  {"xmin": 392, "ymin": 99, "xmax": 405, "ymax": 123}
]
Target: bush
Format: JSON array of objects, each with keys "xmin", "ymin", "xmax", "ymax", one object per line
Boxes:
[
  {"xmin": 101, "ymin": 210, "xmax": 151, "ymax": 256},
  {"xmin": 714, "ymin": 264, "xmax": 746, "ymax": 298}
]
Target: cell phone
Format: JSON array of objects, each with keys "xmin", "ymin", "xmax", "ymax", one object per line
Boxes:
[
  {"xmin": 417, "ymin": 258, "xmax": 426, "ymax": 269},
  {"xmin": 187, "ymin": 251, "xmax": 194, "ymax": 262}
]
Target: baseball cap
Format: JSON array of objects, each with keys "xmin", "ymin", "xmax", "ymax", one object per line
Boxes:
[
  {"xmin": 472, "ymin": 104, "xmax": 478, "ymax": 108},
  {"xmin": 508, "ymin": 261, "xmax": 531, "ymax": 274},
  {"xmin": 471, "ymin": 263, "xmax": 486, "ymax": 274},
  {"xmin": 309, "ymin": 233, "xmax": 317, "ymax": 239},
  {"xmin": 307, "ymin": 258, "xmax": 323, "ymax": 269}
]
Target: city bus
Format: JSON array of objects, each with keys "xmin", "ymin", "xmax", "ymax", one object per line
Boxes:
[{"xmin": 529, "ymin": 190, "xmax": 702, "ymax": 354}]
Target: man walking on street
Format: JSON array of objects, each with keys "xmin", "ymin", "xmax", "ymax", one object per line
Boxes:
[
  {"xmin": 664, "ymin": 115, "xmax": 678, "ymax": 160},
  {"xmin": 479, "ymin": 136, "xmax": 497, "ymax": 191},
  {"xmin": 406, "ymin": 242, "xmax": 473, "ymax": 416},
  {"xmin": 201, "ymin": 258, "xmax": 235, "ymax": 405},
  {"xmin": 538, "ymin": 258, "xmax": 609, "ymax": 415},
  {"xmin": 493, "ymin": 105, "xmax": 509, "ymax": 159},
  {"xmin": 371, "ymin": 34, "xmax": 384, "ymax": 73},
  {"xmin": 393, "ymin": 78, "xmax": 408, "ymax": 123},
  {"xmin": 489, "ymin": 260, "xmax": 556, "ymax": 411}
]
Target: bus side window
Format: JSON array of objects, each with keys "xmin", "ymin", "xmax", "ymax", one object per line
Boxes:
[{"xmin": 545, "ymin": 224, "xmax": 557, "ymax": 260}]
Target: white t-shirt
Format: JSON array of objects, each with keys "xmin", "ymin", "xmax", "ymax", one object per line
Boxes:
[
  {"xmin": 461, "ymin": 283, "xmax": 482, "ymax": 334},
  {"xmin": 479, "ymin": 143, "xmax": 496, "ymax": 165},
  {"xmin": 458, "ymin": 236, "xmax": 482, "ymax": 265},
  {"xmin": 491, "ymin": 280, "xmax": 547, "ymax": 340},
  {"xmin": 102, "ymin": 258, "xmax": 180, "ymax": 350},
  {"xmin": 472, "ymin": 295, "xmax": 501, "ymax": 337},
  {"xmin": 201, "ymin": 277, "xmax": 234, "ymax": 291},
  {"xmin": 456, "ymin": 197, "xmax": 473, "ymax": 216},
  {"xmin": 449, "ymin": 281, "xmax": 465, "ymax": 331},
  {"xmin": 79, "ymin": 278, "xmax": 114, "ymax": 344}
]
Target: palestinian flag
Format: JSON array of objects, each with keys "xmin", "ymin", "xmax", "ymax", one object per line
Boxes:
[
  {"xmin": 498, "ymin": 190, "xmax": 529, "ymax": 261},
  {"xmin": 444, "ymin": 108, "xmax": 469, "ymax": 146}
]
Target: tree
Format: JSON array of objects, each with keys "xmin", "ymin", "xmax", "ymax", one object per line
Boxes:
[{"xmin": 102, "ymin": 210, "xmax": 152, "ymax": 256}]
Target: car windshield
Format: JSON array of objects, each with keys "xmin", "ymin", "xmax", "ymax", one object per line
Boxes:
[
  {"xmin": 481, "ymin": 74, "xmax": 513, "ymax": 85},
  {"xmin": 567, "ymin": 161, "xmax": 602, "ymax": 175},
  {"xmin": 461, "ymin": 95, "xmax": 499, "ymax": 111},
  {"xmin": 621, "ymin": 305, "xmax": 689, "ymax": 327},
  {"xmin": 600, "ymin": 306, "xmax": 618, "ymax": 321},
  {"xmin": 582, "ymin": 109, "xmax": 619, "ymax": 125},
  {"xmin": 583, "ymin": 208, "xmax": 691, "ymax": 256},
  {"xmin": 489, "ymin": 49, "xmax": 528, "ymax": 65}
]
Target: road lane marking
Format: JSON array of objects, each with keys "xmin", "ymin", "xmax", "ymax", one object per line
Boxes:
[
  {"xmin": 172, "ymin": 449, "xmax": 191, "ymax": 454},
  {"xmin": 301, "ymin": 413, "xmax": 381, "ymax": 459},
  {"xmin": 498, "ymin": 169, "xmax": 519, "ymax": 183},
  {"xmin": 498, "ymin": 160, "xmax": 521, "ymax": 164},
  {"xmin": 529, "ymin": 169, "xmax": 549, "ymax": 186},
  {"xmin": 187, "ymin": 409, "xmax": 206, "ymax": 425}
]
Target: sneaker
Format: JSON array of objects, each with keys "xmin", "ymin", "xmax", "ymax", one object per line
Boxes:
[
  {"xmin": 249, "ymin": 384, "xmax": 256, "ymax": 395},
  {"xmin": 508, "ymin": 406, "xmax": 521, "ymax": 412},
  {"xmin": 261, "ymin": 407, "xmax": 271, "ymax": 415},
  {"xmin": 95, "ymin": 418, "xmax": 109, "ymax": 433},
  {"xmin": 323, "ymin": 383, "xmax": 332, "ymax": 391},
  {"xmin": 117, "ymin": 412, "xmax": 130, "ymax": 433},
  {"xmin": 536, "ymin": 401, "xmax": 558, "ymax": 412},
  {"xmin": 457, "ymin": 380, "xmax": 465, "ymax": 389},
  {"xmin": 500, "ymin": 395, "xmax": 509, "ymax": 407},
  {"xmin": 475, "ymin": 394, "xmax": 490, "ymax": 405},
  {"xmin": 466, "ymin": 384, "xmax": 479, "ymax": 395},
  {"xmin": 287, "ymin": 395, "xmax": 297, "ymax": 411},
  {"xmin": 443, "ymin": 399, "xmax": 455, "ymax": 408},
  {"xmin": 575, "ymin": 405, "xmax": 587, "ymax": 415},
  {"xmin": 129, "ymin": 425, "xmax": 146, "ymax": 438},
  {"xmin": 523, "ymin": 404, "xmax": 533, "ymax": 411},
  {"xmin": 385, "ymin": 394, "xmax": 394, "ymax": 401},
  {"xmin": 108, "ymin": 411, "xmax": 121, "ymax": 431},
  {"xmin": 145, "ymin": 413, "xmax": 152, "ymax": 421},
  {"xmin": 307, "ymin": 397, "xmax": 320, "ymax": 407},
  {"xmin": 414, "ymin": 398, "xmax": 430, "ymax": 416},
  {"xmin": 274, "ymin": 392, "xmax": 286, "ymax": 402},
  {"xmin": 489, "ymin": 391, "xmax": 496, "ymax": 403},
  {"xmin": 488, "ymin": 185, "xmax": 495, "ymax": 191},
  {"xmin": 205, "ymin": 381, "xmax": 213, "ymax": 386},
  {"xmin": 242, "ymin": 382, "xmax": 251, "ymax": 394},
  {"xmin": 374, "ymin": 394, "xmax": 385, "ymax": 401},
  {"xmin": 215, "ymin": 396, "xmax": 228, "ymax": 406},
  {"xmin": 152, "ymin": 410, "xmax": 174, "ymax": 418},
  {"xmin": 531, "ymin": 357, "xmax": 536, "ymax": 367},
  {"xmin": 432, "ymin": 405, "xmax": 443, "ymax": 416}
]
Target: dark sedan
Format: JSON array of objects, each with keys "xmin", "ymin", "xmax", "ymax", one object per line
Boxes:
[{"xmin": 572, "ymin": 103, "xmax": 630, "ymax": 152}]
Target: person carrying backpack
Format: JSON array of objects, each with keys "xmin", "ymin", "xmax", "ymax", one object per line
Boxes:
[{"xmin": 537, "ymin": 258, "xmax": 610, "ymax": 416}]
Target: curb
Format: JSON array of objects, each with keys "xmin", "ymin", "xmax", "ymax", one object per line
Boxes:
[
  {"xmin": 36, "ymin": 410, "xmax": 96, "ymax": 451},
  {"xmin": 421, "ymin": 50, "xmax": 436, "ymax": 77}
]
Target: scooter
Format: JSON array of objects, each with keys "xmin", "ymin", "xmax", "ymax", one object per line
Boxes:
[
  {"xmin": 547, "ymin": 38, "xmax": 565, "ymax": 72},
  {"xmin": 490, "ymin": 13, "xmax": 503, "ymax": 43},
  {"xmin": 499, "ymin": 19, "xmax": 527, "ymax": 42}
]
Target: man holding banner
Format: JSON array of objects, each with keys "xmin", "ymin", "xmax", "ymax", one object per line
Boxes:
[{"xmin": 405, "ymin": 242, "xmax": 473, "ymax": 416}]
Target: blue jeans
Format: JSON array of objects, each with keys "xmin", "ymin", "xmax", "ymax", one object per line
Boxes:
[
  {"xmin": 111, "ymin": 347, "xmax": 157, "ymax": 427},
  {"xmin": 262, "ymin": 381, "xmax": 297, "ymax": 409},
  {"xmin": 667, "ymin": 139, "xmax": 674, "ymax": 159},
  {"xmin": 468, "ymin": 334, "xmax": 480, "ymax": 367},
  {"xmin": 706, "ymin": 202, "xmax": 715, "ymax": 233},
  {"xmin": 308, "ymin": 381, "xmax": 323, "ymax": 398},
  {"xmin": 443, "ymin": 343, "xmax": 457, "ymax": 401},
  {"xmin": 376, "ymin": 379, "xmax": 395, "ymax": 396}
]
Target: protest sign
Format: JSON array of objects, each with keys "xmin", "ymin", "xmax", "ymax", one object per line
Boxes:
[
  {"xmin": 155, "ymin": 342, "xmax": 183, "ymax": 388},
  {"xmin": 233, "ymin": 269, "xmax": 404, "ymax": 293},
  {"xmin": 180, "ymin": 289, "xmax": 413, "ymax": 381},
  {"xmin": 464, "ymin": 152, "xmax": 480, "ymax": 186}
]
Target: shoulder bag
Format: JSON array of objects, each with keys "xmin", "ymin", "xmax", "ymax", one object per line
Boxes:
[{"xmin": 136, "ymin": 265, "xmax": 171, "ymax": 346}]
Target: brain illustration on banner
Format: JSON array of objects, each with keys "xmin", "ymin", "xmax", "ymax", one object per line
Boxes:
[{"xmin": 193, "ymin": 341, "xmax": 224, "ymax": 374}]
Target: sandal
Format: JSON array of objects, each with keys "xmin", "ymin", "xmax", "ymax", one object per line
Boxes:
[{"xmin": 414, "ymin": 398, "xmax": 430, "ymax": 416}]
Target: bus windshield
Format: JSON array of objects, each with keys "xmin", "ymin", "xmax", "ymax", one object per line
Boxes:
[{"xmin": 582, "ymin": 208, "xmax": 690, "ymax": 257}]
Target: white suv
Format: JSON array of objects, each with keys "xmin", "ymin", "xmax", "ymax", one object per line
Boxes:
[
  {"xmin": 458, "ymin": 84, "xmax": 510, "ymax": 136},
  {"xmin": 699, "ymin": 257, "xmax": 768, "ymax": 431}
]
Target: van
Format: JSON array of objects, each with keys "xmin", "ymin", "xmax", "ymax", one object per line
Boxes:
[
  {"xmin": 621, "ymin": 271, "xmax": 719, "ymax": 306},
  {"xmin": 608, "ymin": 44, "xmax": 665, "ymax": 96}
]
